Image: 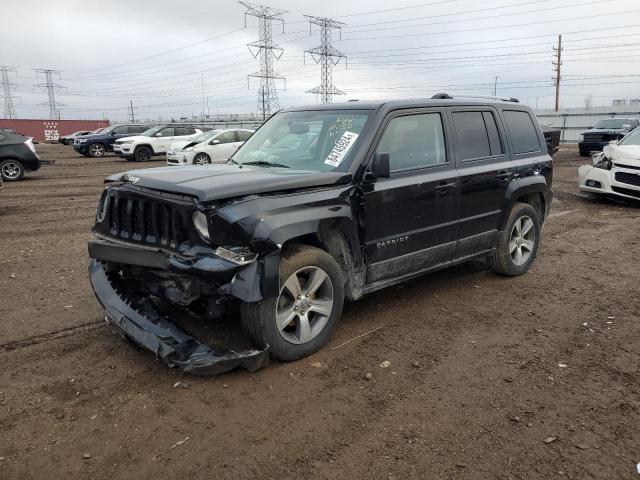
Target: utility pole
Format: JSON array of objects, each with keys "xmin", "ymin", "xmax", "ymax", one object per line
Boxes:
[
  {"xmin": 129, "ymin": 100, "xmax": 135, "ymax": 123},
  {"xmin": 304, "ymin": 16, "xmax": 347, "ymax": 104},
  {"xmin": 240, "ymin": 1, "xmax": 287, "ymax": 120},
  {"xmin": 552, "ymin": 34, "xmax": 562, "ymax": 112},
  {"xmin": 0, "ymin": 66, "xmax": 19, "ymax": 119},
  {"xmin": 34, "ymin": 69, "xmax": 65, "ymax": 120},
  {"xmin": 493, "ymin": 76, "xmax": 498, "ymax": 96}
]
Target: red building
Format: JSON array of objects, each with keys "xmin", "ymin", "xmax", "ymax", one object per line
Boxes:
[{"xmin": 0, "ymin": 119, "xmax": 110, "ymax": 143}]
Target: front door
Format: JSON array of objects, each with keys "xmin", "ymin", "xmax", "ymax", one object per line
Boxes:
[
  {"xmin": 363, "ymin": 109, "xmax": 459, "ymax": 285},
  {"xmin": 207, "ymin": 130, "xmax": 238, "ymax": 161}
]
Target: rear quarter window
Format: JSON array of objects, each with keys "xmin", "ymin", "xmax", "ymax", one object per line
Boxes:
[{"xmin": 503, "ymin": 110, "xmax": 541, "ymax": 154}]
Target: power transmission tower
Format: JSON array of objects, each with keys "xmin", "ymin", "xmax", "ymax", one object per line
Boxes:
[
  {"xmin": 240, "ymin": 1, "xmax": 287, "ymax": 120},
  {"xmin": 1, "ymin": 66, "xmax": 19, "ymax": 119},
  {"xmin": 552, "ymin": 34, "xmax": 562, "ymax": 112},
  {"xmin": 34, "ymin": 69, "xmax": 66, "ymax": 120},
  {"xmin": 304, "ymin": 16, "xmax": 347, "ymax": 104}
]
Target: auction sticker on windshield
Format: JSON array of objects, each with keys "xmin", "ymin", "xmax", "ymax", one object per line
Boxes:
[{"xmin": 324, "ymin": 132, "xmax": 359, "ymax": 167}]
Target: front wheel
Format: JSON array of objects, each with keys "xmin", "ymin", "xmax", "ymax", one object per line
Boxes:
[
  {"xmin": 241, "ymin": 245, "xmax": 345, "ymax": 361},
  {"xmin": 134, "ymin": 146, "xmax": 152, "ymax": 162},
  {"xmin": 487, "ymin": 203, "xmax": 540, "ymax": 276},
  {"xmin": 89, "ymin": 143, "xmax": 106, "ymax": 158},
  {"xmin": 193, "ymin": 153, "xmax": 211, "ymax": 165},
  {"xmin": 0, "ymin": 159, "xmax": 24, "ymax": 181}
]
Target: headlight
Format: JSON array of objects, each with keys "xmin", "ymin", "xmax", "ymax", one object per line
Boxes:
[
  {"xmin": 192, "ymin": 211, "xmax": 210, "ymax": 241},
  {"xmin": 594, "ymin": 157, "xmax": 612, "ymax": 170},
  {"xmin": 24, "ymin": 138, "xmax": 36, "ymax": 154},
  {"xmin": 121, "ymin": 140, "xmax": 134, "ymax": 145},
  {"xmin": 184, "ymin": 147, "xmax": 193, "ymax": 152},
  {"xmin": 214, "ymin": 246, "xmax": 258, "ymax": 265},
  {"xmin": 77, "ymin": 138, "xmax": 88, "ymax": 143}
]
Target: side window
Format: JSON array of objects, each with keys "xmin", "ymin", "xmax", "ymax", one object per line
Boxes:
[
  {"xmin": 503, "ymin": 110, "xmax": 541, "ymax": 154},
  {"xmin": 174, "ymin": 127, "xmax": 187, "ymax": 136},
  {"xmin": 217, "ymin": 131, "xmax": 236, "ymax": 144},
  {"xmin": 376, "ymin": 113, "xmax": 447, "ymax": 172},
  {"xmin": 482, "ymin": 112, "xmax": 504, "ymax": 156},
  {"xmin": 114, "ymin": 126, "xmax": 129, "ymax": 135},
  {"xmin": 453, "ymin": 111, "xmax": 492, "ymax": 160},
  {"xmin": 237, "ymin": 130, "xmax": 252, "ymax": 141},
  {"xmin": 130, "ymin": 126, "xmax": 144, "ymax": 134},
  {"xmin": 156, "ymin": 127, "xmax": 175, "ymax": 137}
]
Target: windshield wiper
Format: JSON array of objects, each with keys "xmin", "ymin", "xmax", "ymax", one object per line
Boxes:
[
  {"xmin": 241, "ymin": 160, "xmax": 290, "ymax": 168},
  {"xmin": 227, "ymin": 157, "xmax": 239, "ymax": 165}
]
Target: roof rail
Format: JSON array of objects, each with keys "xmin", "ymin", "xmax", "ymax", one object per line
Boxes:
[{"xmin": 430, "ymin": 92, "xmax": 519, "ymax": 103}]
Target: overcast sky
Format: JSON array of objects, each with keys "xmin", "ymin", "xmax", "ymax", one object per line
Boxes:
[{"xmin": 3, "ymin": 0, "xmax": 640, "ymax": 121}]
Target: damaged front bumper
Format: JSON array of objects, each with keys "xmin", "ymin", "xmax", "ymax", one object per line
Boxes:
[{"xmin": 88, "ymin": 238, "xmax": 270, "ymax": 375}]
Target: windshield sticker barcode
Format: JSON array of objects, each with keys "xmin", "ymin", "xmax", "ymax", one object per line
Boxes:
[{"xmin": 324, "ymin": 132, "xmax": 359, "ymax": 167}]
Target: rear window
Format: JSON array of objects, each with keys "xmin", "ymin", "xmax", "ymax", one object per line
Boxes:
[
  {"xmin": 452, "ymin": 111, "xmax": 504, "ymax": 160},
  {"xmin": 503, "ymin": 110, "xmax": 541, "ymax": 154}
]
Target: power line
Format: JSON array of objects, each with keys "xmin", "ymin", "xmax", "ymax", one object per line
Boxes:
[
  {"xmin": 304, "ymin": 15, "xmax": 347, "ymax": 103},
  {"xmin": 240, "ymin": 1, "xmax": 287, "ymax": 120},
  {"xmin": 0, "ymin": 66, "xmax": 19, "ymax": 119},
  {"xmin": 33, "ymin": 69, "xmax": 66, "ymax": 120}
]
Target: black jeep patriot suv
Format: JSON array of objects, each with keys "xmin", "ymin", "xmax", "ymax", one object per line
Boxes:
[{"xmin": 88, "ymin": 95, "xmax": 553, "ymax": 374}]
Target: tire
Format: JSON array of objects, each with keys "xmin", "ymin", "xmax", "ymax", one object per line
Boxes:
[
  {"xmin": 134, "ymin": 146, "xmax": 152, "ymax": 162},
  {"xmin": 0, "ymin": 159, "xmax": 25, "ymax": 181},
  {"xmin": 579, "ymin": 149, "xmax": 590, "ymax": 157},
  {"xmin": 487, "ymin": 203, "xmax": 540, "ymax": 276},
  {"xmin": 88, "ymin": 143, "xmax": 106, "ymax": 158},
  {"xmin": 193, "ymin": 153, "xmax": 211, "ymax": 165},
  {"xmin": 241, "ymin": 245, "xmax": 345, "ymax": 361}
]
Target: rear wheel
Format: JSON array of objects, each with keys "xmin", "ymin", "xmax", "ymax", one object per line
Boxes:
[
  {"xmin": 134, "ymin": 146, "xmax": 152, "ymax": 162},
  {"xmin": 193, "ymin": 153, "xmax": 211, "ymax": 165},
  {"xmin": 0, "ymin": 159, "xmax": 24, "ymax": 181},
  {"xmin": 241, "ymin": 245, "xmax": 345, "ymax": 361},
  {"xmin": 487, "ymin": 203, "xmax": 540, "ymax": 276},
  {"xmin": 89, "ymin": 143, "xmax": 106, "ymax": 158}
]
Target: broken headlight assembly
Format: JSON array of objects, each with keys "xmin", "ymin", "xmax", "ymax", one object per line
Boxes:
[
  {"xmin": 594, "ymin": 157, "xmax": 613, "ymax": 170},
  {"xmin": 192, "ymin": 211, "xmax": 210, "ymax": 242},
  {"xmin": 214, "ymin": 246, "xmax": 258, "ymax": 265}
]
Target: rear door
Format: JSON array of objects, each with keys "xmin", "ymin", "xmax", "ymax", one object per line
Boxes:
[
  {"xmin": 362, "ymin": 108, "xmax": 459, "ymax": 285},
  {"xmin": 450, "ymin": 108, "xmax": 514, "ymax": 258}
]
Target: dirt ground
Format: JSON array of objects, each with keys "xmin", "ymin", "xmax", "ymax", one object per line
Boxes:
[{"xmin": 0, "ymin": 144, "xmax": 638, "ymax": 479}]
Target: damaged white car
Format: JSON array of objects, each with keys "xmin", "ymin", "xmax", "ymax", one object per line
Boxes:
[{"xmin": 579, "ymin": 126, "xmax": 640, "ymax": 202}]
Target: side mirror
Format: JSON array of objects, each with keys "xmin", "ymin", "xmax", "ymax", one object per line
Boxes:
[
  {"xmin": 210, "ymin": 139, "xmax": 221, "ymax": 145},
  {"xmin": 155, "ymin": 133, "xmax": 163, "ymax": 137},
  {"xmin": 369, "ymin": 152, "xmax": 390, "ymax": 179}
]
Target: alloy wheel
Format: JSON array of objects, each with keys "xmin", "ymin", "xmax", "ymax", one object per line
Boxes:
[
  {"xmin": 509, "ymin": 215, "xmax": 535, "ymax": 266},
  {"xmin": 90, "ymin": 144, "xmax": 105, "ymax": 157},
  {"xmin": 276, "ymin": 266, "xmax": 334, "ymax": 345},
  {"xmin": 1, "ymin": 161, "xmax": 22, "ymax": 180},
  {"xmin": 194, "ymin": 154, "xmax": 209, "ymax": 165}
]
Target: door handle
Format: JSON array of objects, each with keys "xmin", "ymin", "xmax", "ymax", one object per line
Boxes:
[{"xmin": 434, "ymin": 181, "xmax": 455, "ymax": 192}]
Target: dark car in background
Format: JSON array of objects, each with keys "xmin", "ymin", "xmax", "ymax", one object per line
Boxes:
[
  {"xmin": 578, "ymin": 118, "xmax": 639, "ymax": 156},
  {"xmin": 0, "ymin": 131, "xmax": 41, "ymax": 181},
  {"xmin": 74, "ymin": 124, "xmax": 153, "ymax": 158},
  {"xmin": 541, "ymin": 126, "xmax": 561, "ymax": 156}
]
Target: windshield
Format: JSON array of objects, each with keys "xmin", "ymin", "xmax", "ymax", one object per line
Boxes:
[
  {"xmin": 594, "ymin": 119, "xmax": 637, "ymax": 129},
  {"xmin": 618, "ymin": 127, "xmax": 640, "ymax": 146},
  {"xmin": 232, "ymin": 110, "xmax": 372, "ymax": 171},
  {"xmin": 191, "ymin": 130, "xmax": 222, "ymax": 144},
  {"xmin": 141, "ymin": 126, "xmax": 164, "ymax": 137}
]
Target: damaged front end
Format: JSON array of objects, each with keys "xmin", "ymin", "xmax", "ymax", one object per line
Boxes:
[{"xmin": 88, "ymin": 184, "xmax": 272, "ymax": 375}]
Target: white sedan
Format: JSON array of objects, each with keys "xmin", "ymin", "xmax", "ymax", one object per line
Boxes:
[
  {"xmin": 166, "ymin": 129, "xmax": 253, "ymax": 166},
  {"xmin": 579, "ymin": 126, "xmax": 640, "ymax": 202}
]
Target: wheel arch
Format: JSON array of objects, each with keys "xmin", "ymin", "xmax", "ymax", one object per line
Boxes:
[
  {"xmin": 499, "ymin": 177, "xmax": 550, "ymax": 230},
  {"xmin": 254, "ymin": 212, "xmax": 365, "ymax": 301}
]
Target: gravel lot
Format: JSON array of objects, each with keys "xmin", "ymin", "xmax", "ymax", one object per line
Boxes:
[{"xmin": 1, "ymin": 144, "xmax": 639, "ymax": 479}]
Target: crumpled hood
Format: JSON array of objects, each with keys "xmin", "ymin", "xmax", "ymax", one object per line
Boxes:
[
  {"xmin": 105, "ymin": 164, "xmax": 352, "ymax": 202},
  {"xmin": 169, "ymin": 140, "xmax": 192, "ymax": 151},
  {"xmin": 603, "ymin": 144, "xmax": 640, "ymax": 165}
]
